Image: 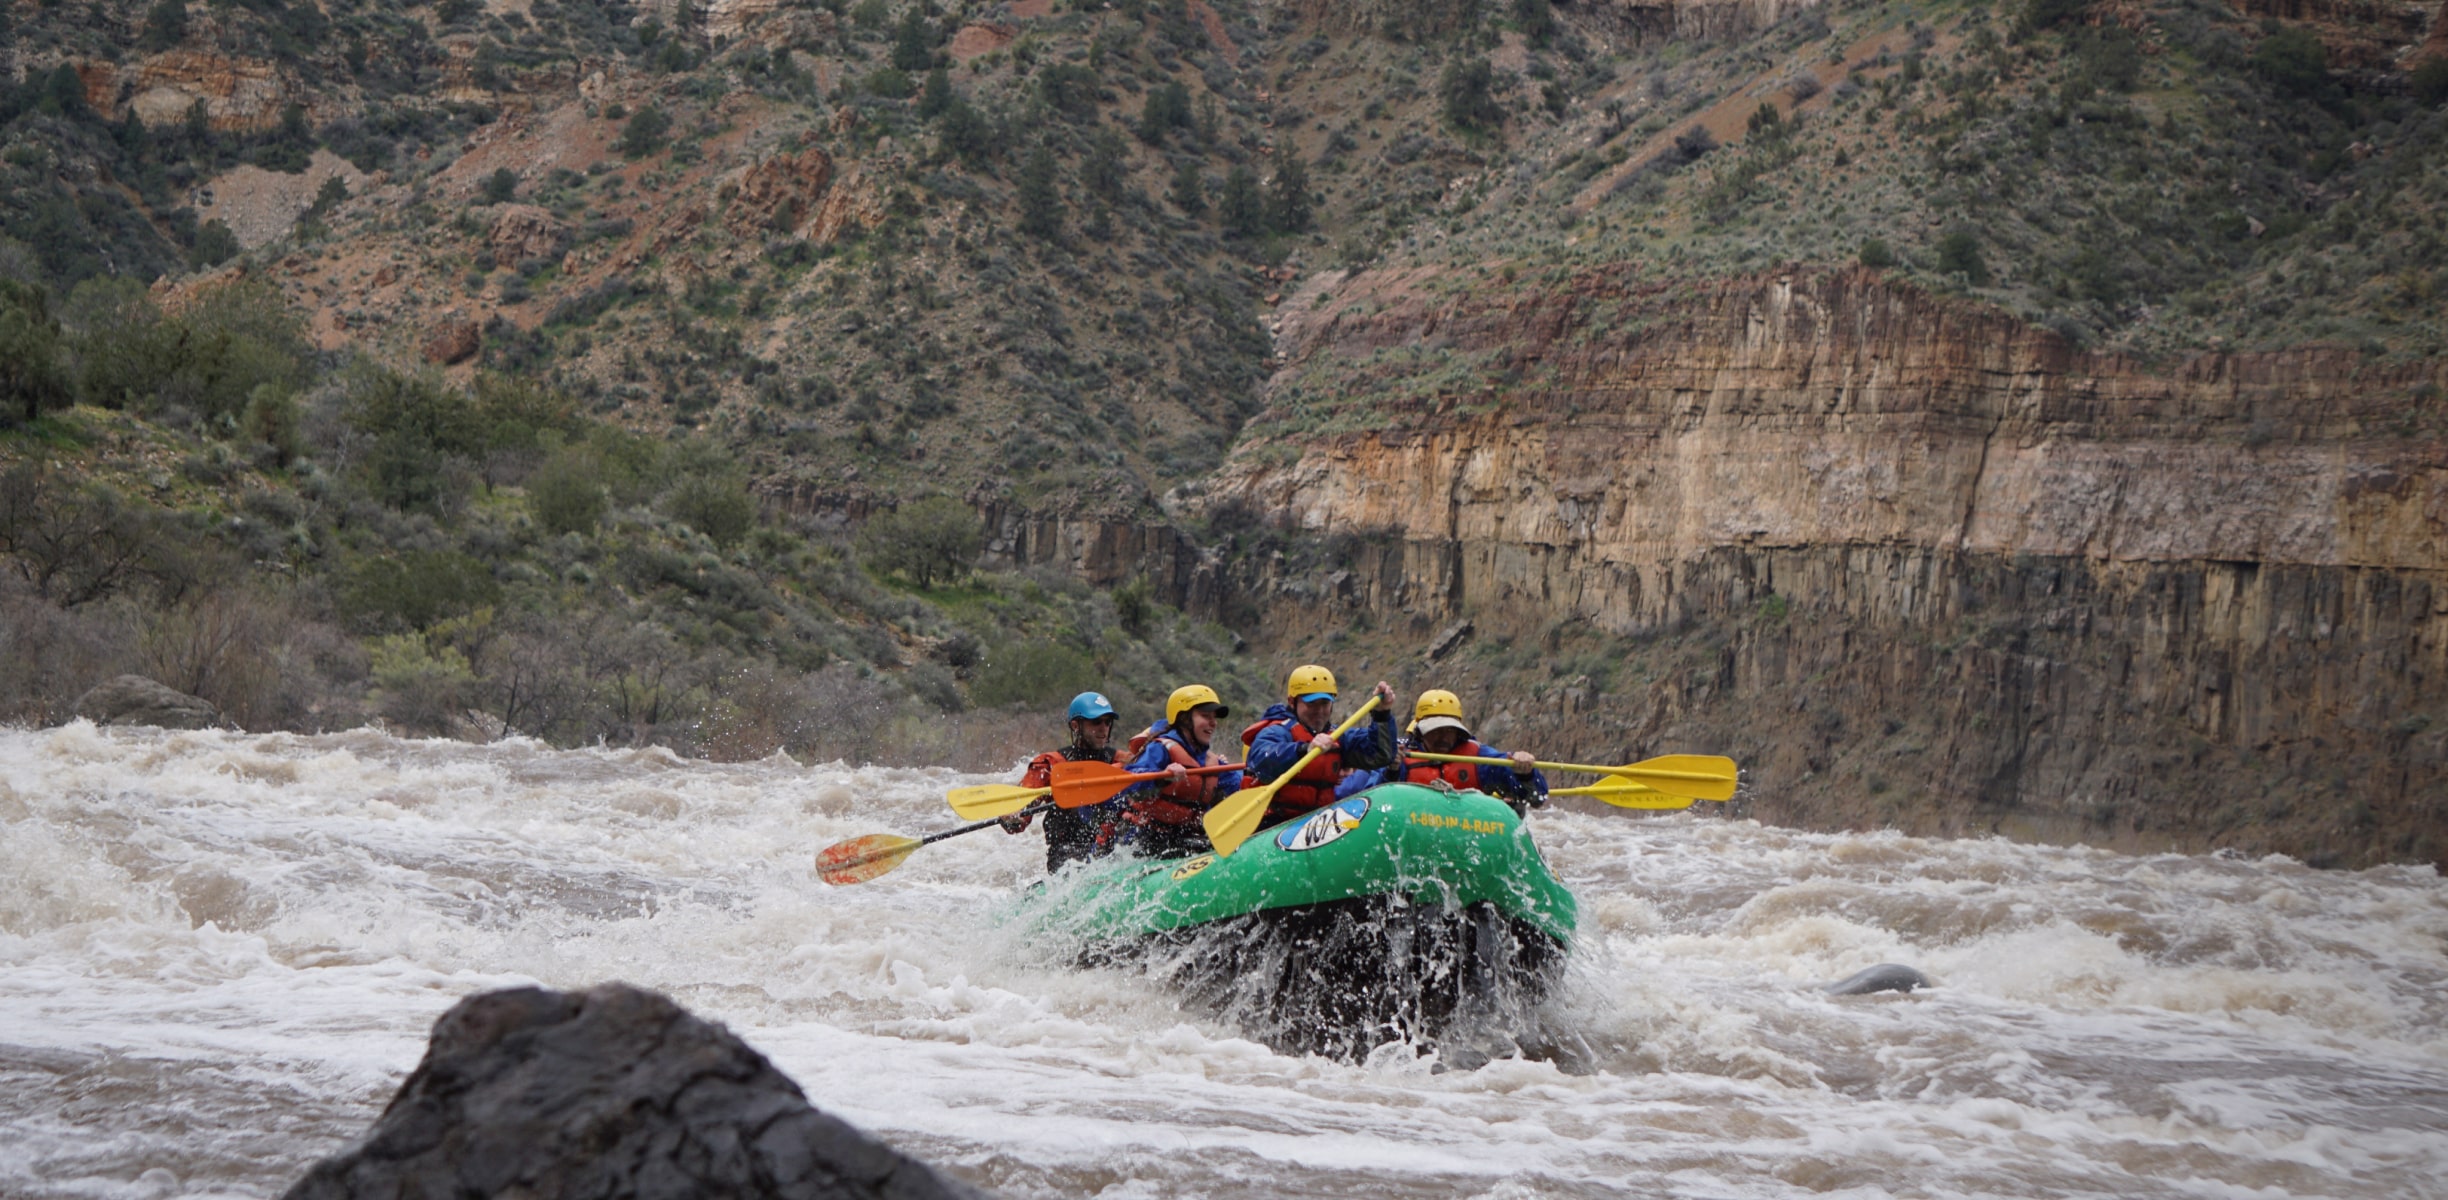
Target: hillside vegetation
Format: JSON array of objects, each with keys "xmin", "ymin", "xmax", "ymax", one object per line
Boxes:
[{"xmin": 3, "ymin": 0, "xmax": 2444, "ymax": 760}]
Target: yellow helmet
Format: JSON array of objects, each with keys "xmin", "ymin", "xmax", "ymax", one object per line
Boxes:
[
  {"xmin": 1412, "ymin": 688, "xmax": 1470, "ymax": 737},
  {"xmin": 1286, "ymin": 664, "xmax": 1338, "ymax": 701},
  {"xmin": 1166, "ymin": 684, "xmax": 1228, "ymax": 725}
]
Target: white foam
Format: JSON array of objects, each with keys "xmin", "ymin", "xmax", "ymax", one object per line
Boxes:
[{"xmin": 3, "ymin": 725, "xmax": 2445, "ymax": 1199}]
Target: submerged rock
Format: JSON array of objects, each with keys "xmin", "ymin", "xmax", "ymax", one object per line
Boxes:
[
  {"xmin": 1824, "ymin": 964, "xmax": 1933, "ymax": 996},
  {"xmin": 72, "ymin": 675, "xmax": 218, "ymax": 730},
  {"xmin": 283, "ymin": 983, "xmax": 990, "ymax": 1200}
]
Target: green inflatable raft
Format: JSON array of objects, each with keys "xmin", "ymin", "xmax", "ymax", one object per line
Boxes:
[{"xmin": 1016, "ymin": 781, "xmax": 1578, "ymax": 1060}]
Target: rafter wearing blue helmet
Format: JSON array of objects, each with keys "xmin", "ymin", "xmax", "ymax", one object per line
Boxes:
[{"xmin": 1001, "ymin": 690, "xmax": 1122, "ymax": 871}]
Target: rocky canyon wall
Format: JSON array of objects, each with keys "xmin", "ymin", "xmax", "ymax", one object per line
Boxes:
[{"xmin": 996, "ymin": 268, "xmax": 2445, "ymax": 868}]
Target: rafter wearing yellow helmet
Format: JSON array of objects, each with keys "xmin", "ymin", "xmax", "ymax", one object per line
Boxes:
[
  {"xmin": 1240, "ymin": 664, "xmax": 1398, "ymax": 831},
  {"xmin": 1107, "ymin": 683, "xmax": 1242, "ymax": 860},
  {"xmin": 1380, "ymin": 687, "xmax": 1547, "ymax": 815}
]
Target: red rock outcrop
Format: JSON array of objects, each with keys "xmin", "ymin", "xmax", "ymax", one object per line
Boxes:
[
  {"xmin": 489, "ymin": 205, "xmax": 573, "ymax": 266},
  {"xmin": 948, "ymin": 23, "xmax": 1018, "ymax": 61},
  {"xmin": 725, "ymin": 147, "xmax": 835, "ymax": 238},
  {"xmin": 99, "ymin": 50, "xmax": 292, "ymax": 131},
  {"xmin": 2235, "ymin": 0, "xmax": 2438, "ymax": 68},
  {"xmin": 423, "ymin": 316, "xmax": 482, "ymax": 366}
]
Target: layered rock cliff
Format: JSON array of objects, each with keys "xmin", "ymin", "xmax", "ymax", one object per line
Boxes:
[{"xmin": 1143, "ymin": 269, "xmax": 2448, "ymax": 867}]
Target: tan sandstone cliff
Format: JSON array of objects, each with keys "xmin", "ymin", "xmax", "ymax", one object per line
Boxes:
[{"xmin": 996, "ymin": 268, "xmax": 2447, "ymax": 867}]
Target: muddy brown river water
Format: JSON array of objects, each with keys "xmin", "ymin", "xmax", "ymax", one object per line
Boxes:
[{"xmin": 3, "ymin": 724, "xmax": 2443, "ymax": 1198}]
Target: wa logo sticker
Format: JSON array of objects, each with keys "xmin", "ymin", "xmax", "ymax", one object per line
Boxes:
[{"xmin": 1277, "ymin": 795, "xmax": 1371, "ymax": 852}]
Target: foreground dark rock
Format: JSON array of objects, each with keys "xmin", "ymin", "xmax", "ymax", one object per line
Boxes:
[
  {"xmin": 284, "ymin": 984, "xmax": 990, "ymax": 1200},
  {"xmin": 73, "ymin": 675, "xmax": 218, "ymax": 730}
]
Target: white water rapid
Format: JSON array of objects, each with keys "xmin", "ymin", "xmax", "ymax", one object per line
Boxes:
[{"xmin": 3, "ymin": 723, "xmax": 2444, "ymax": 1198}]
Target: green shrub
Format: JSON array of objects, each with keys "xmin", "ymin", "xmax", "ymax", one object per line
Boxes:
[
  {"xmin": 971, "ymin": 639, "xmax": 1097, "ymax": 708},
  {"xmin": 481, "ymin": 167, "xmax": 518, "ymax": 203},
  {"xmin": 527, "ymin": 445, "xmax": 607, "ymax": 535},
  {"xmin": 139, "ymin": 0, "xmax": 187, "ymax": 52},
  {"xmin": 662, "ymin": 470, "xmax": 757, "ymax": 549},
  {"xmin": 237, "ymin": 385, "xmax": 303, "ymax": 466},
  {"xmin": 340, "ymin": 550, "xmax": 501, "ymax": 632},
  {"xmin": 856, "ymin": 496, "xmax": 981, "ymax": 588},
  {"xmin": 1858, "ymin": 237, "xmax": 1896, "ymax": 269},
  {"xmin": 367, "ymin": 633, "xmax": 478, "ymax": 734},
  {"xmin": 2023, "ymin": 0, "xmax": 2088, "ymax": 32},
  {"xmin": 890, "ymin": 7, "xmax": 934, "ymax": 71},
  {"xmin": 1217, "ymin": 165, "xmax": 1262, "ymax": 237},
  {"xmin": 63, "ymin": 277, "xmax": 306, "ymax": 422},
  {"xmin": 1169, "ymin": 160, "xmax": 1206, "ymax": 214},
  {"xmin": 1440, "ymin": 57, "xmax": 1502, "ymax": 134},
  {"xmin": 1113, "ymin": 577, "xmax": 1155, "ymax": 635},
  {"xmin": 1017, "ymin": 146, "xmax": 1063, "ymax": 239},
  {"xmin": 618, "ymin": 106, "xmax": 670, "ymax": 158},
  {"xmin": 2413, "ymin": 57, "xmax": 2448, "ymax": 107},
  {"xmin": 189, "ymin": 220, "xmax": 239, "ymax": 270},
  {"xmin": 0, "ymin": 280, "xmax": 70, "ymax": 427},
  {"xmin": 2250, "ymin": 27, "xmax": 2329, "ymax": 98},
  {"xmin": 346, "ymin": 367, "xmax": 486, "ymax": 513},
  {"xmin": 1936, "ymin": 229, "xmax": 1991, "ymax": 285}
]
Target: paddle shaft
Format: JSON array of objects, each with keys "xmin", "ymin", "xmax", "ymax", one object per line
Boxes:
[{"xmin": 921, "ymin": 799, "xmax": 1054, "ymax": 845}]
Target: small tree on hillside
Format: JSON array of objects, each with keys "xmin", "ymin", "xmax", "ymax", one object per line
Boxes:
[
  {"xmin": 918, "ymin": 66, "xmax": 954, "ymax": 118},
  {"xmin": 1168, "ymin": 160, "xmax": 1206, "ymax": 215},
  {"xmin": 891, "ymin": 8, "xmax": 935, "ymax": 72},
  {"xmin": 1017, "ymin": 146, "xmax": 1063, "ymax": 239},
  {"xmin": 0, "ymin": 281, "xmax": 71, "ymax": 427},
  {"xmin": 482, "ymin": 167, "xmax": 518, "ymax": 203},
  {"xmin": 1268, "ymin": 143, "xmax": 1312, "ymax": 234},
  {"xmin": 1217, "ymin": 165, "xmax": 1263, "ymax": 237},
  {"xmin": 619, "ymin": 105, "xmax": 670, "ymax": 159},
  {"xmin": 857, "ymin": 497, "xmax": 982, "ymax": 589},
  {"xmin": 1440, "ymin": 57, "xmax": 1502, "ymax": 135}
]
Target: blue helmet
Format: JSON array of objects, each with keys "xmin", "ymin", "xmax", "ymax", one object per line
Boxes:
[{"xmin": 1066, "ymin": 692, "xmax": 1117, "ymax": 721}]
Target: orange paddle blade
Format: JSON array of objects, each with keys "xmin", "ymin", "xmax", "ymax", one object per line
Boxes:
[
  {"xmin": 1047, "ymin": 759, "xmax": 1243, "ymax": 808},
  {"xmin": 1048, "ymin": 759, "xmax": 1136, "ymax": 807},
  {"xmin": 814, "ymin": 834, "xmax": 921, "ymax": 886}
]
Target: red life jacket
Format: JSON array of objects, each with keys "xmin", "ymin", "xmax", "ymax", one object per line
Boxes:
[
  {"xmin": 1125, "ymin": 734, "xmax": 1231, "ymax": 828},
  {"xmin": 1124, "ymin": 722, "xmax": 1163, "ymax": 760},
  {"xmin": 1241, "ymin": 717, "xmax": 1343, "ymax": 817},
  {"xmin": 1401, "ymin": 739, "xmax": 1487, "ymax": 790}
]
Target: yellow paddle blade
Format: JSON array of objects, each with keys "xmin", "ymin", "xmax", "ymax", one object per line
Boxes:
[
  {"xmin": 814, "ymin": 834, "xmax": 922, "ymax": 885},
  {"xmin": 1551, "ymin": 776, "xmax": 1696, "ymax": 811},
  {"xmin": 1202, "ymin": 779, "xmax": 1284, "ymax": 858},
  {"xmin": 1612, "ymin": 754, "xmax": 1737, "ymax": 801},
  {"xmin": 946, "ymin": 783, "xmax": 1049, "ymax": 820}
]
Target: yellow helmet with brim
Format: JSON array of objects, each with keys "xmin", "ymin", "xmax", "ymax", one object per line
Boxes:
[
  {"xmin": 1166, "ymin": 684, "xmax": 1228, "ymax": 725},
  {"xmin": 1286, "ymin": 664, "xmax": 1338, "ymax": 702}
]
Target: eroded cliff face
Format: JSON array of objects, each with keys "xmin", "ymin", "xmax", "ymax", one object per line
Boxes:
[{"xmin": 1165, "ymin": 269, "xmax": 2448, "ymax": 867}]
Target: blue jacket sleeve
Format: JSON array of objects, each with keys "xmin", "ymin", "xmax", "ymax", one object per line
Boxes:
[
  {"xmin": 1110, "ymin": 739, "xmax": 1173, "ymax": 800},
  {"xmin": 1334, "ymin": 766, "xmax": 1387, "ymax": 799},
  {"xmin": 1247, "ymin": 723, "xmax": 1308, "ymax": 782},
  {"xmin": 1337, "ymin": 712, "xmax": 1397, "ymax": 771},
  {"xmin": 1473, "ymin": 745, "xmax": 1549, "ymax": 802}
]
